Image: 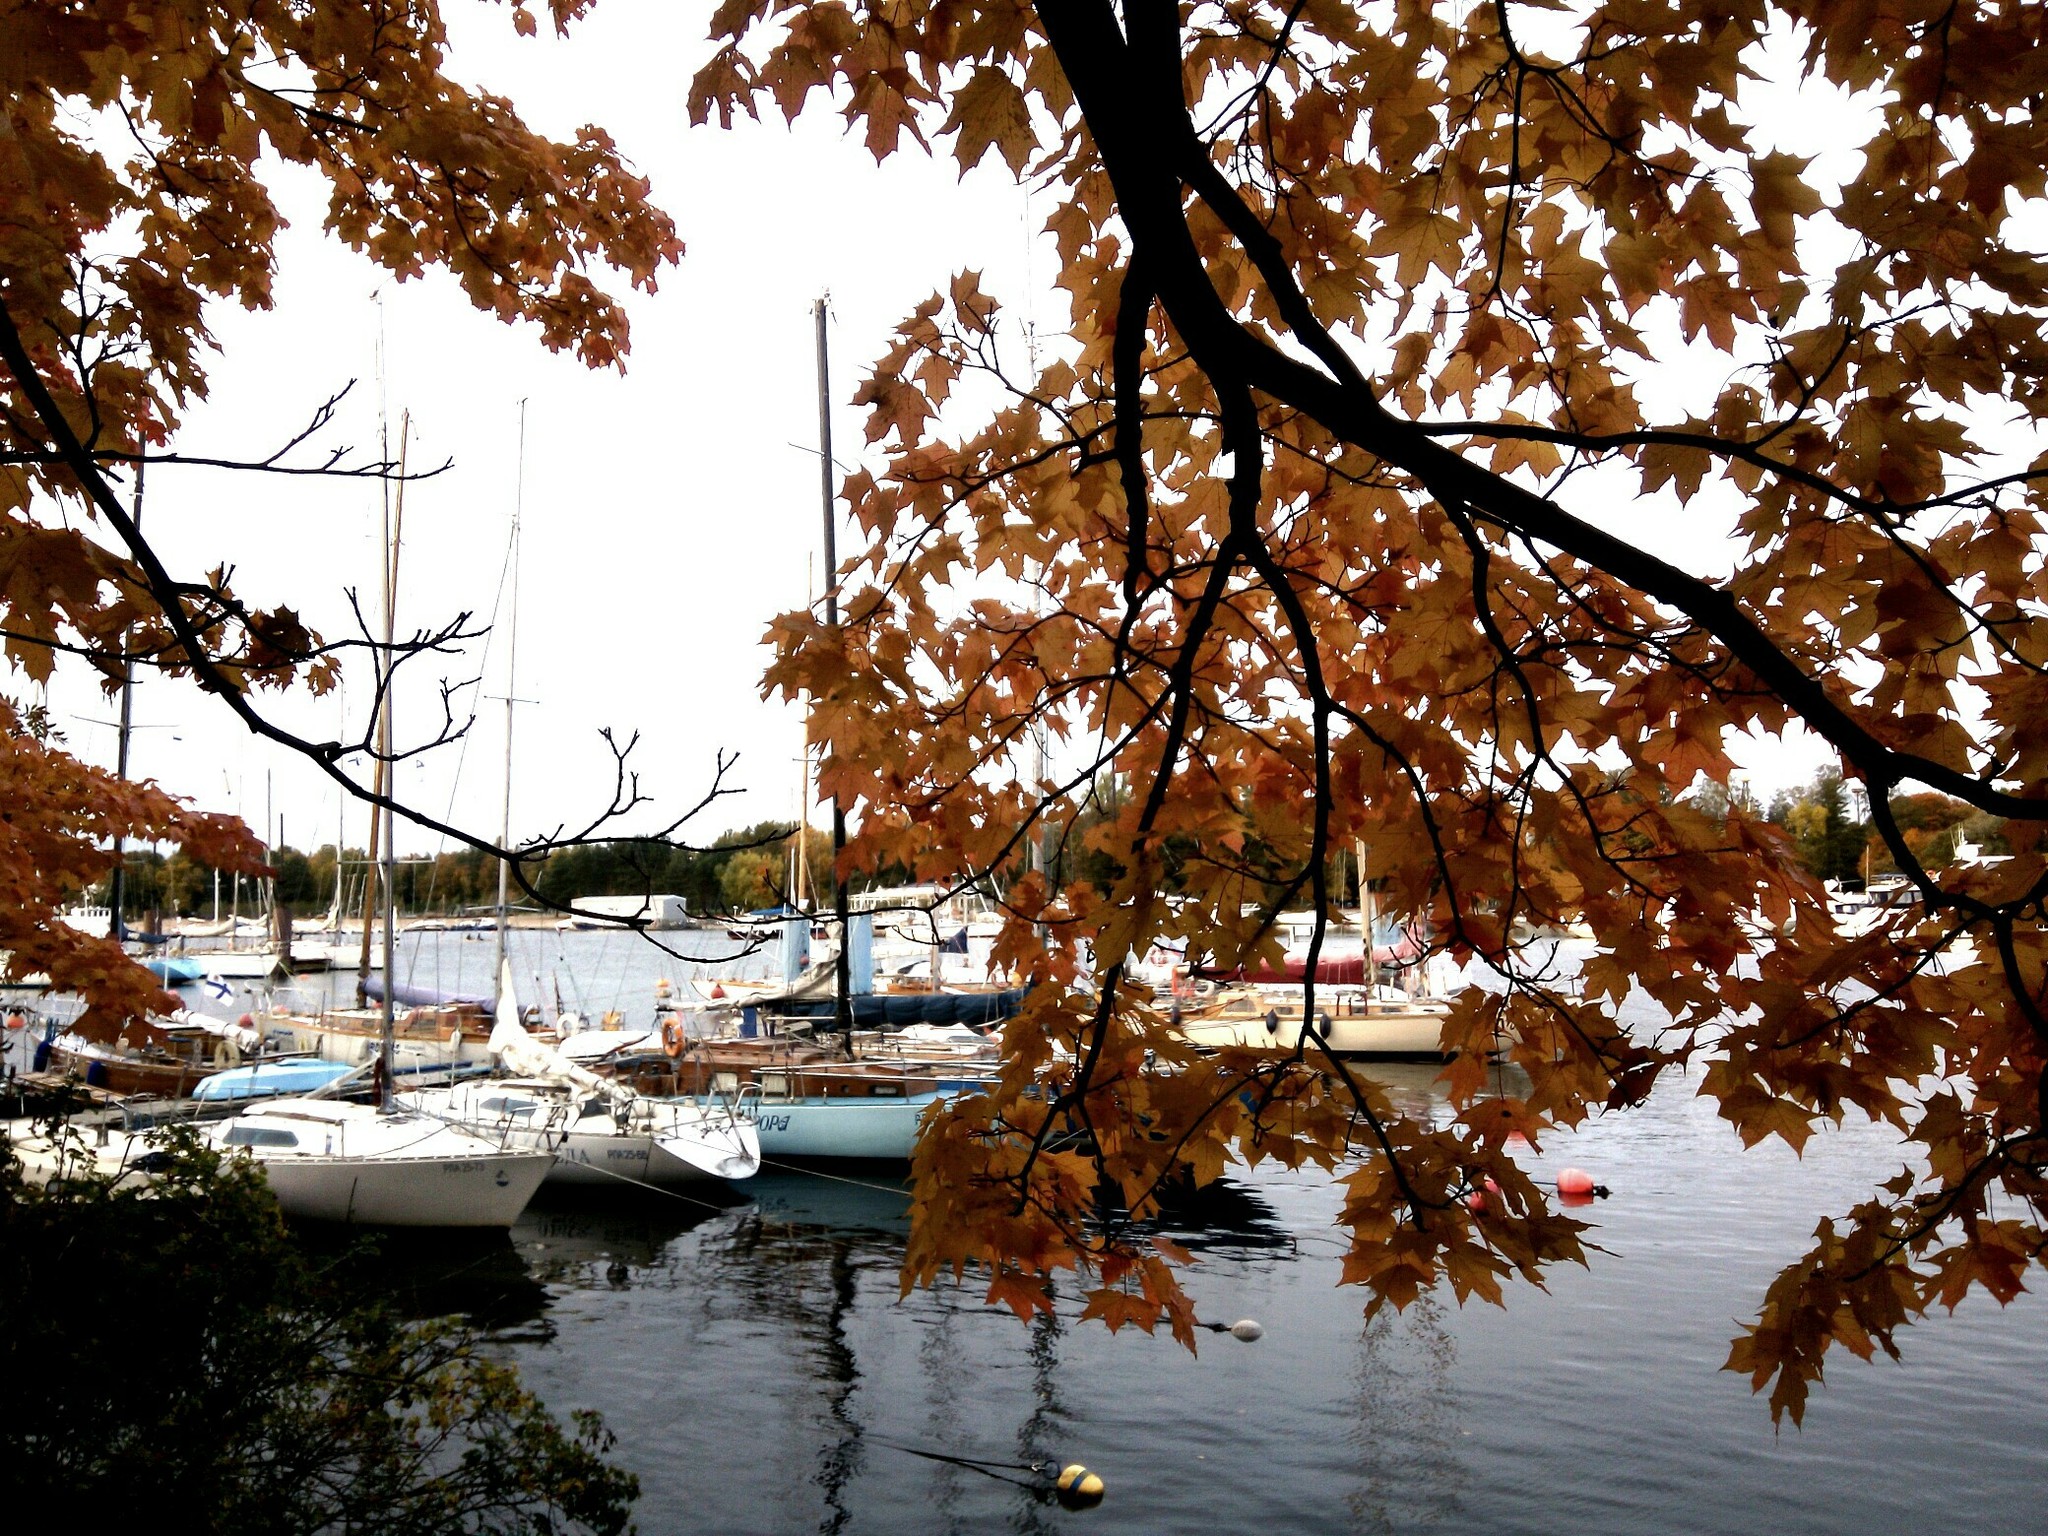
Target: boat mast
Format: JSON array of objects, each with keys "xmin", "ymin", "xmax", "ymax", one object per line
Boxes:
[
  {"xmin": 795, "ymin": 554, "xmax": 812, "ymax": 913},
  {"xmin": 261, "ymin": 769, "xmax": 273, "ymax": 951},
  {"xmin": 1357, "ymin": 838, "xmax": 1377, "ymax": 1001},
  {"xmin": 330, "ymin": 688, "xmax": 345, "ymax": 936},
  {"xmin": 815, "ymin": 296, "xmax": 852, "ymax": 1047},
  {"xmin": 107, "ymin": 451, "xmax": 145, "ymax": 940},
  {"xmin": 360, "ymin": 315, "xmax": 391, "ymax": 1001},
  {"xmin": 376, "ymin": 410, "xmax": 409, "ymax": 1093},
  {"xmin": 495, "ymin": 400, "xmax": 526, "ymax": 984},
  {"xmin": 355, "ymin": 747, "xmax": 382, "ymax": 997}
]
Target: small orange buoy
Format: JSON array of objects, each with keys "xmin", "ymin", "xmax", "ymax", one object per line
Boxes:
[
  {"xmin": 1463, "ymin": 1190, "xmax": 1487, "ymax": 1213},
  {"xmin": 1055, "ymin": 1464, "xmax": 1105, "ymax": 1509},
  {"xmin": 709, "ymin": 982, "xmax": 725, "ymax": 999},
  {"xmin": 237, "ymin": 1012, "xmax": 255, "ymax": 1027},
  {"xmin": 1557, "ymin": 1167, "xmax": 1595, "ymax": 1195},
  {"xmin": 3, "ymin": 1011, "xmax": 26, "ymax": 1031}
]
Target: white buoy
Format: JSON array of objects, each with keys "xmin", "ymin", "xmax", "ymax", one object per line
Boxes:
[{"xmin": 1229, "ymin": 1318, "xmax": 1264, "ymax": 1342}]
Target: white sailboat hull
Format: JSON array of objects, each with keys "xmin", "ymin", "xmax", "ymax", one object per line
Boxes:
[
  {"xmin": 252, "ymin": 1150, "xmax": 551, "ymax": 1226},
  {"xmin": 201, "ymin": 1098, "xmax": 552, "ymax": 1227},
  {"xmin": 404, "ymin": 1078, "xmax": 761, "ymax": 1188},
  {"xmin": 545, "ymin": 1124, "xmax": 759, "ymax": 1186}
]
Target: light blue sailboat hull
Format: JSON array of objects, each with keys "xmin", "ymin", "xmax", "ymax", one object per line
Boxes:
[{"xmin": 750, "ymin": 1091, "xmax": 949, "ymax": 1161}]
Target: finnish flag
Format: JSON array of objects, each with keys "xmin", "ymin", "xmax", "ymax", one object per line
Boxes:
[{"xmin": 204, "ymin": 974, "xmax": 232, "ymax": 1001}]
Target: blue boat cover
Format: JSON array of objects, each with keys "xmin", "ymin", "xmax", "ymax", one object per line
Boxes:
[
  {"xmin": 362, "ymin": 976, "xmax": 494, "ymax": 1015},
  {"xmin": 772, "ymin": 987, "xmax": 1027, "ymax": 1029},
  {"xmin": 194, "ymin": 1059, "xmax": 355, "ymax": 1101}
]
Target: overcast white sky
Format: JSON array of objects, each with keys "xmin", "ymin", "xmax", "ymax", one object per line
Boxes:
[
  {"xmin": 43, "ymin": 1, "xmax": 1060, "ymax": 862},
  {"xmin": 37, "ymin": 0, "xmax": 1842, "ymax": 864}
]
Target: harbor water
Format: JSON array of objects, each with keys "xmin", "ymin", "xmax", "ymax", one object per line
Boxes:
[{"xmin": 35, "ymin": 928, "xmax": 2048, "ymax": 1530}]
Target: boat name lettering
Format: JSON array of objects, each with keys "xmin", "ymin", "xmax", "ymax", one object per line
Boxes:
[{"xmin": 757, "ymin": 1114, "xmax": 792, "ymax": 1134}]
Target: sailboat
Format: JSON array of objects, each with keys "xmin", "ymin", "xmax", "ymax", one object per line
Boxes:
[
  {"xmin": 403, "ymin": 962, "xmax": 760, "ymax": 1187},
  {"xmin": 194, "ymin": 1091, "xmax": 554, "ymax": 1226}
]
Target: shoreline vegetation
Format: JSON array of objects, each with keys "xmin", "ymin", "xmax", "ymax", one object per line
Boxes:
[
  {"xmin": 0, "ymin": 1131, "xmax": 639, "ymax": 1533},
  {"xmin": 90, "ymin": 773, "xmax": 2011, "ymax": 927}
]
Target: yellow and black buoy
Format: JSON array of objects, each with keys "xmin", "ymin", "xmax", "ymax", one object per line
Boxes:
[{"xmin": 1055, "ymin": 1463, "xmax": 1106, "ymax": 1509}]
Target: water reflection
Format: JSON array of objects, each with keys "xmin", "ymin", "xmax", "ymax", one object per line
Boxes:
[
  {"xmin": 299, "ymin": 1225, "xmax": 553, "ymax": 1337},
  {"xmin": 743, "ymin": 1167, "xmax": 916, "ymax": 1235},
  {"xmin": 512, "ymin": 1189, "xmax": 729, "ymax": 1292},
  {"xmin": 816, "ymin": 1240, "xmax": 864, "ymax": 1535},
  {"xmin": 1153, "ymin": 1173, "xmax": 1293, "ymax": 1255},
  {"xmin": 1347, "ymin": 1293, "xmax": 1466, "ymax": 1534},
  {"xmin": 1011, "ymin": 1309, "xmax": 1068, "ymax": 1536},
  {"xmin": 237, "ymin": 1021, "xmax": 2044, "ymax": 1536}
]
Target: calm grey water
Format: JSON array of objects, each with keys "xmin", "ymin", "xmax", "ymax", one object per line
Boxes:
[{"xmin": 80, "ymin": 931, "xmax": 2048, "ymax": 1529}]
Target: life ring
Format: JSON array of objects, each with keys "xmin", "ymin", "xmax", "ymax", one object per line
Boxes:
[{"xmin": 662, "ymin": 1016, "xmax": 686, "ymax": 1058}]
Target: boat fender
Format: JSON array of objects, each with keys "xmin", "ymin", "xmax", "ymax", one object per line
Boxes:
[
  {"xmin": 448, "ymin": 1025, "xmax": 463, "ymax": 1048},
  {"xmin": 662, "ymin": 1017, "xmax": 686, "ymax": 1058}
]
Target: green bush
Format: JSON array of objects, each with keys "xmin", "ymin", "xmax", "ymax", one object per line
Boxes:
[{"xmin": 0, "ymin": 1131, "xmax": 637, "ymax": 1533}]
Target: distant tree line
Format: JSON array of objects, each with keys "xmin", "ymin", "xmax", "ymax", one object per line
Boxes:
[
  {"xmin": 92, "ymin": 821, "xmax": 841, "ymax": 921},
  {"xmin": 92, "ymin": 776, "xmax": 2007, "ymax": 925},
  {"xmin": 1750, "ymin": 772, "xmax": 2008, "ymax": 886}
]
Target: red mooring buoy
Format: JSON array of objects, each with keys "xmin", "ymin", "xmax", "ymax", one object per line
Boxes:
[{"xmin": 1557, "ymin": 1167, "xmax": 1596, "ymax": 1196}]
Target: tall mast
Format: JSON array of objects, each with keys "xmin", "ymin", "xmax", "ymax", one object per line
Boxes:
[
  {"xmin": 816, "ymin": 296, "xmax": 851, "ymax": 1046},
  {"xmin": 795, "ymin": 551, "xmax": 814, "ymax": 911},
  {"xmin": 359, "ymin": 310, "xmax": 391, "ymax": 1000},
  {"xmin": 1357, "ymin": 838, "xmax": 1377, "ymax": 1000},
  {"xmin": 108, "ymin": 451, "xmax": 145, "ymax": 939},
  {"xmin": 262, "ymin": 769, "xmax": 273, "ymax": 939},
  {"xmin": 355, "ymin": 749, "xmax": 383, "ymax": 994},
  {"xmin": 495, "ymin": 401, "xmax": 526, "ymax": 983},
  {"xmin": 330, "ymin": 684, "xmax": 345, "ymax": 935},
  {"xmin": 378, "ymin": 409, "xmax": 409, "ymax": 1093}
]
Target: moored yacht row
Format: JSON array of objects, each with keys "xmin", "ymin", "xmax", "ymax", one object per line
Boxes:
[{"xmin": 11, "ymin": 902, "xmax": 1506, "ymax": 1230}]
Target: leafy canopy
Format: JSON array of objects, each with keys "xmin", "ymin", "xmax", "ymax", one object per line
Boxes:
[
  {"xmin": 695, "ymin": 0, "xmax": 2048, "ymax": 1423},
  {"xmin": 0, "ymin": 0, "xmax": 681, "ymax": 1026}
]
